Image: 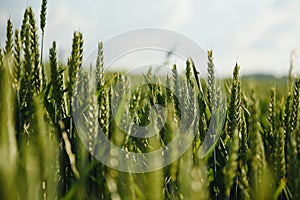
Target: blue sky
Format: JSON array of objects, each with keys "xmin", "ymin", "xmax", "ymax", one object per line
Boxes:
[{"xmin": 1, "ymin": 0, "xmax": 300, "ymax": 77}]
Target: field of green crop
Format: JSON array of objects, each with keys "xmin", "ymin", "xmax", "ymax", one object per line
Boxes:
[{"xmin": 0, "ymin": 1, "xmax": 299, "ymax": 199}]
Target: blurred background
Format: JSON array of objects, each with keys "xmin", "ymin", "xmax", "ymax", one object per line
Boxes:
[{"xmin": 0, "ymin": 0, "xmax": 299, "ymax": 77}]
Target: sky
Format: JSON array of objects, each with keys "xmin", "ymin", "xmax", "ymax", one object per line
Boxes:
[{"xmin": 1, "ymin": 0, "xmax": 300, "ymax": 77}]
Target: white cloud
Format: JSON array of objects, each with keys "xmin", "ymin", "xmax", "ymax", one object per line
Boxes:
[
  {"xmin": 164, "ymin": 0, "xmax": 192, "ymax": 29},
  {"xmin": 224, "ymin": 1, "xmax": 300, "ymax": 75},
  {"xmin": 0, "ymin": 9, "xmax": 9, "ymax": 45},
  {"xmin": 47, "ymin": 3, "xmax": 90, "ymax": 42},
  {"xmin": 44, "ymin": 2, "xmax": 95, "ymax": 61},
  {"xmin": 1, "ymin": 0, "xmax": 299, "ymax": 76}
]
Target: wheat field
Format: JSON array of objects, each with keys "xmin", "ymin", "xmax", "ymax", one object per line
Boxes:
[{"xmin": 0, "ymin": 1, "xmax": 299, "ymax": 199}]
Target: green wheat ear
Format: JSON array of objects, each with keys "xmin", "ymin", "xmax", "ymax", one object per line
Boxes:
[
  {"xmin": 40, "ymin": 0, "xmax": 47, "ymax": 85},
  {"xmin": 27, "ymin": 8, "xmax": 42, "ymax": 93},
  {"xmin": 96, "ymin": 41, "xmax": 104, "ymax": 91},
  {"xmin": 67, "ymin": 31, "xmax": 83, "ymax": 113},
  {"xmin": 20, "ymin": 7, "xmax": 29, "ymax": 41},
  {"xmin": 266, "ymin": 88, "xmax": 276, "ymax": 165},
  {"xmin": 287, "ymin": 131, "xmax": 299, "ymax": 198},
  {"xmin": 238, "ymin": 161, "xmax": 250, "ymax": 200},
  {"xmin": 185, "ymin": 58, "xmax": 196, "ymax": 114},
  {"xmin": 40, "ymin": 0, "xmax": 47, "ymax": 33},
  {"xmin": 223, "ymin": 128, "xmax": 240, "ymax": 198},
  {"xmin": 227, "ymin": 64, "xmax": 241, "ymax": 138},
  {"xmin": 172, "ymin": 64, "xmax": 180, "ymax": 118},
  {"xmin": 13, "ymin": 29, "xmax": 22, "ymax": 90},
  {"xmin": 248, "ymin": 90, "xmax": 266, "ymax": 199},
  {"xmin": 95, "ymin": 41, "xmax": 111, "ymax": 137},
  {"xmin": 186, "ymin": 57, "xmax": 193, "ymax": 88},
  {"xmin": 5, "ymin": 19, "xmax": 13, "ymax": 57},
  {"xmin": 20, "ymin": 24, "xmax": 33, "ymax": 117},
  {"xmin": 240, "ymin": 109, "xmax": 249, "ymax": 165},
  {"xmin": 49, "ymin": 41, "xmax": 64, "ymax": 120},
  {"xmin": 284, "ymin": 93, "xmax": 292, "ymax": 144},
  {"xmin": 267, "ymin": 88, "xmax": 276, "ymax": 136},
  {"xmin": 273, "ymin": 127, "xmax": 286, "ymax": 186},
  {"xmin": 284, "ymin": 78, "xmax": 300, "ymax": 170},
  {"xmin": 207, "ymin": 50, "xmax": 216, "ymax": 112},
  {"xmin": 290, "ymin": 78, "xmax": 300, "ymax": 132}
]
